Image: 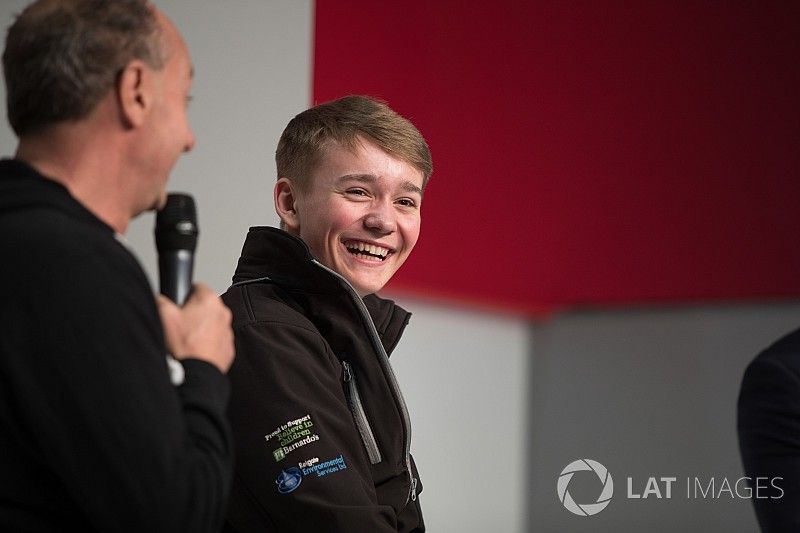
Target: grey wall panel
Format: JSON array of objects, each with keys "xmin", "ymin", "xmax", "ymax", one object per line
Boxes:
[{"xmin": 527, "ymin": 303, "xmax": 800, "ymax": 532}]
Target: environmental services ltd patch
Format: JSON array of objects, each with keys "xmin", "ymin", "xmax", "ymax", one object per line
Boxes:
[
  {"xmin": 299, "ymin": 454, "xmax": 348, "ymax": 478},
  {"xmin": 275, "ymin": 454, "xmax": 349, "ymax": 495}
]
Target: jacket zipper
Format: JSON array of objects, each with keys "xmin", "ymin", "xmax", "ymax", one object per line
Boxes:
[
  {"xmin": 312, "ymin": 260, "xmax": 418, "ymax": 504},
  {"xmin": 342, "ymin": 361, "xmax": 382, "ymax": 465}
]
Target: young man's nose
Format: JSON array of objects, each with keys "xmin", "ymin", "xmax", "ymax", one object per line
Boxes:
[{"xmin": 363, "ymin": 202, "xmax": 397, "ymax": 234}]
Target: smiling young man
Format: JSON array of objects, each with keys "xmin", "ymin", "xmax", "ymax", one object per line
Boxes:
[{"xmin": 222, "ymin": 96, "xmax": 431, "ymax": 532}]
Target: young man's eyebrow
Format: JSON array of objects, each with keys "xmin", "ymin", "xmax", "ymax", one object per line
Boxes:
[
  {"xmin": 337, "ymin": 174, "xmax": 423, "ymax": 196},
  {"xmin": 337, "ymin": 173, "xmax": 376, "ymax": 185},
  {"xmin": 400, "ymin": 181, "xmax": 424, "ymax": 196}
]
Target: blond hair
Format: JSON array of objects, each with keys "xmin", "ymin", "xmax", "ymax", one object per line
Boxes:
[{"xmin": 276, "ymin": 95, "xmax": 432, "ymax": 191}]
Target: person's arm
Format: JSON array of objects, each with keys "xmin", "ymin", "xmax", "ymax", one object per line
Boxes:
[
  {"xmin": 15, "ymin": 246, "xmax": 233, "ymax": 532},
  {"xmin": 225, "ymin": 319, "xmax": 398, "ymax": 532},
  {"xmin": 738, "ymin": 354, "xmax": 800, "ymax": 532}
]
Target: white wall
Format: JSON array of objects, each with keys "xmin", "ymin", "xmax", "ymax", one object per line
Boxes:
[
  {"xmin": 390, "ymin": 297, "xmax": 529, "ymax": 533},
  {"xmin": 125, "ymin": 0, "xmax": 311, "ymax": 292}
]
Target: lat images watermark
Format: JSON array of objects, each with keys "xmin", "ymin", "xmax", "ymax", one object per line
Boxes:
[
  {"xmin": 557, "ymin": 459, "xmax": 614, "ymax": 516},
  {"xmin": 556, "ymin": 459, "xmax": 784, "ymax": 517}
]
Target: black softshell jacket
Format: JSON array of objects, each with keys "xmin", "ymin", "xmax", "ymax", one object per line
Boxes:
[
  {"xmin": 222, "ymin": 227, "xmax": 424, "ymax": 532},
  {"xmin": 0, "ymin": 159, "xmax": 232, "ymax": 531}
]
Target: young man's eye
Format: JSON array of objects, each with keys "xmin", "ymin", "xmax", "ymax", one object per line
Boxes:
[{"xmin": 397, "ymin": 198, "xmax": 417, "ymax": 208}]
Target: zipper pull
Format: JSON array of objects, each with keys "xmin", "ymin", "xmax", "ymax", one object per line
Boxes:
[
  {"xmin": 342, "ymin": 361, "xmax": 352, "ymax": 382},
  {"xmin": 410, "ymin": 477, "xmax": 418, "ymax": 501}
]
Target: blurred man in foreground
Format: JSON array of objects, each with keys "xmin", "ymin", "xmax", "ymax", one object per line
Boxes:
[
  {"xmin": 739, "ymin": 328, "xmax": 800, "ymax": 532},
  {"xmin": 0, "ymin": 1, "xmax": 234, "ymax": 530}
]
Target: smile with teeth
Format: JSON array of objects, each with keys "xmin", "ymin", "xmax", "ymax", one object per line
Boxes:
[{"xmin": 344, "ymin": 240, "xmax": 392, "ymax": 262}]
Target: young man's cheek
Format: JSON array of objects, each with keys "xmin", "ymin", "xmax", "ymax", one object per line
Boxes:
[{"xmin": 400, "ymin": 218, "xmax": 422, "ymax": 250}]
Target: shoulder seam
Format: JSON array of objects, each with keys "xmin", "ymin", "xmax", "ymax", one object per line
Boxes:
[{"xmin": 233, "ymin": 319, "xmax": 322, "ymax": 338}]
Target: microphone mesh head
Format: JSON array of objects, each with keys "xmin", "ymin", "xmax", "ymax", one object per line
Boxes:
[{"xmin": 155, "ymin": 193, "xmax": 198, "ymax": 251}]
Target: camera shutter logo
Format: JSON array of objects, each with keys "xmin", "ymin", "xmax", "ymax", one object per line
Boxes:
[{"xmin": 557, "ymin": 459, "xmax": 614, "ymax": 516}]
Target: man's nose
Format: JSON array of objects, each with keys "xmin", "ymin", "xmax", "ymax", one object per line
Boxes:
[{"xmin": 364, "ymin": 201, "xmax": 397, "ymax": 234}]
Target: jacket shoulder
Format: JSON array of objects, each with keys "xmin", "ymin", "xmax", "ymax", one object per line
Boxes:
[{"xmin": 222, "ymin": 282, "xmax": 317, "ymax": 332}]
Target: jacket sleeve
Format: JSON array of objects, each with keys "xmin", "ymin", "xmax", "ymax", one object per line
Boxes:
[
  {"xmin": 225, "ymin": 318, "xmax": 399, "ymax": 532},
  {"xmin": 10, "ymin": 245, "xmax": 232, "ymax": 532},
  {"xmin": 738, "ymin": 354, "xmax": 800, "ymax": 532}
]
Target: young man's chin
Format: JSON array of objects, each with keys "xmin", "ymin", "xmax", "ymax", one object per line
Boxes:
[{"xmin": 350, "ymin": 275, "xmax": 388, "ymax": 298}]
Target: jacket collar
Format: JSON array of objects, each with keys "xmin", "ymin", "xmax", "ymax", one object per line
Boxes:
[
  {"xmin": 232, "ymin": 226, "xmax": 411, "ymax": 354},
  {"xmin": 232, "ymin": 226, "xmax": 335, "ymax": 292}
]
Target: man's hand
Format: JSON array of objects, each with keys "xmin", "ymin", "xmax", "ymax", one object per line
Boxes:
[{"xmin": 157, "ymin": 283, "xmax": 235, "ymax": 373}]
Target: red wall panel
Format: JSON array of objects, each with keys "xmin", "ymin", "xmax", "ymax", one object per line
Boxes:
[{"xmin": 314, "ymin": 1, "xmax": 800, "ymax": 314}]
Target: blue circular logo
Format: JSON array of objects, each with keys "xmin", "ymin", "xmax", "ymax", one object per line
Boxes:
[{"xmin": 276, "ymin": 467, "xmax": 303, "ymax": 494}]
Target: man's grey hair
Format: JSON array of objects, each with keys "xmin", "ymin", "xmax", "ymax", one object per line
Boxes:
[{"xmin": 2, "ymin": 0, "xmax": 166, "ymax": 137}]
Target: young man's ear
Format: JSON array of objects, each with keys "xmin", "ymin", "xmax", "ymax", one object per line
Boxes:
[
  {"xmin": 274, "ymin": 177, "xmax": 301, "ymax": 232},
  {"xmin": 116, "ymin": 59, "xmax": 152, "ymax": 128}
]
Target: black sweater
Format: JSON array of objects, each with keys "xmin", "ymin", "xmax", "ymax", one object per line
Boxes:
[
  {"xmin": 0, "ymin": 159, "xmax": 232, "ymax": 531},
  {"xmin": 739, "ymin": 327, "xmax": 800, "ymax": 532}
]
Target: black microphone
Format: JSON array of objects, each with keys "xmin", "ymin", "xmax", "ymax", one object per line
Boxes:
[{"xmin": 155, "ymin": 193, "xmax": 198, "ymax": 306}]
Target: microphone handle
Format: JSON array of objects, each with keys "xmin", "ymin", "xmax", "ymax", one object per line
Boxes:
[{"xmin": 159, "ymin": 250, "xmax": 194, "ymax": 306}]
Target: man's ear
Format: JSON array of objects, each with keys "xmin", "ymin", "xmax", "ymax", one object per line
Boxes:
[
  {"xmin": 274, "ymin": 177, "xmax": 301, "ymax": 232},
  {"xmin": 116, "ymin": 60, "xmax": 152, "ymax": 128}
]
